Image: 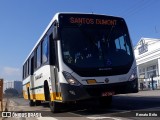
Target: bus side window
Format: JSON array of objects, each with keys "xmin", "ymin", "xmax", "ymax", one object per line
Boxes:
[
  {"xmin": 115, "ymin": 35, "xmax": 131, "ymax": 55},
  {"xmin": 31, "ymin": 56, "xmax": 34, "ymax": 75},
  {"xmin": 49, "ymin": 33, "xmax": 56, "ymax": 65},
  {"xmin": 22, "ymin": 65, "xmax": 24, "ymax": 79},
  {"xmin": 36, "ymin": 44, "xmax": 41, "ymax": 68},
  {"xmin": 23, "ymin": 64, "xmax": 26, "ymax": 79},
  {"xmin": 25, "ymin": 62, "xmax": 27, "ymax": 78},
  {"xmin": 34, "ymin": 44, "xmax": 41, "ymax": 70},
  {"xmin": 42, "ymin": 36, "xmax": 49, "ymax": 64}
]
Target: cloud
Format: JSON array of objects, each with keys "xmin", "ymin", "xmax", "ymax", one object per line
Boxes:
[
  {"xmin": 1, "ymin": 67, "xmax": 21, "ymax": 80},
  {"xmin": 3, "ymin": 67, "xmax": 20, "ymax": 75}
]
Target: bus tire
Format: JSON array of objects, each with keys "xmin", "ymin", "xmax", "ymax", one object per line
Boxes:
[
  {"xmin": 35, "ymin": 100, "xmax": 41, "ymax": 106},
  {"xmin": 27, "ymin": 87, "xmax": 31, "ymax": 100},
  {"xmin": 44, "ymin": 81, "xmax": 50, "ymax": 101},
  {"xmin": 44, "ymin": 81, "xmax": 60, "ymax": 112},
  {"xmin": 99, "ymin": 96, "xmax": 112, "ymax": 108},
  {"xmin": 27, "ymin": 87, "xmax": 35, "ymax": 106},
  {"xmin": 49, "ymin": 101, "xmax": 60, "ymax": 113},
  {"xmin": 29, "ymin": 100, "xmax": 35, "ymax": 106}
]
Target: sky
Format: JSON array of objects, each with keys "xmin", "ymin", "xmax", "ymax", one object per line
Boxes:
[{"xmin": 0, "ymin": 0, "xmax": 160, "ymax": 81}]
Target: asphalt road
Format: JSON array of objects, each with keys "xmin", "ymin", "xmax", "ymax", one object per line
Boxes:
[{"xmin": 3, "ymin": 90, "xmax": 160, "ymax": 120}]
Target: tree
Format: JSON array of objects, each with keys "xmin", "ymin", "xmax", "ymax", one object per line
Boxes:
[{"xmin": 4, "ymin": 88, "xmax": 18, "ymax": 96}]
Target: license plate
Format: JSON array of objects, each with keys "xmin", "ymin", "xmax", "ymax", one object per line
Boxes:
[{"xmin": 102, "ymin": 91, "xmax": 115, "ymax": 96}]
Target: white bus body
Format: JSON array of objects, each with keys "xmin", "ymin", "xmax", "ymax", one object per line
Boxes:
[{"xmin": 22, "ymin": 13, "xmax": 138, "ymax": 112}]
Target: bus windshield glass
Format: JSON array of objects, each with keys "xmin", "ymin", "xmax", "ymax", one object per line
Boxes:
[{"xmin": 59, "ymin": 14, "xmax": 133, "ymax": 75}]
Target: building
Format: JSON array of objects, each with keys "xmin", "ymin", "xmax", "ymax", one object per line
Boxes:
[
  {"xmin": 3, "ymin": 80, "xmax": 22, "ymax": 94},
  {"xmin": 14, "ymin": 81, "xmax": 22, "ymax": 94},
  {"xmin": 134, "ymin": 37, "xmax": 160, "ymax": 89}
]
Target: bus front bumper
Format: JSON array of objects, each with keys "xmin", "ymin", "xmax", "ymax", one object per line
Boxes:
[{"xmin": 60, "ymin": 78, "xmax": 138, "ymax": 102}]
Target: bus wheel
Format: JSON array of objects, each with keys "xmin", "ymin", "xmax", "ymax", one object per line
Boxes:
[
  {"xmin": 27, "ymin": 87, "xmax": 35, "ymax": 106},
  {"xmin": 99, "ymin": 96, "xmax": 112, "ymax": 108},
  {"xmin": 35, "ymin": 100, "xmax": 41, "ymax": 106},
  {"xmin": 29, "ymin": 100, "xmax": 35, "ymax": 106},
  {"xmin": 49, "ymin": 101, "xmax": 60, "ymax": 113}
]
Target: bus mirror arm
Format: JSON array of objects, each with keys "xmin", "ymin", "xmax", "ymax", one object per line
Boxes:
[{"xmin": 52, "ymin": 25, "xmax": 59, "ymax": 40}]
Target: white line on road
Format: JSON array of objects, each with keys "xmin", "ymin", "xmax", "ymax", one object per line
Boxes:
[
  {"xmin": 37, "ymin": 117, "xmax": 58, "ymax": 120},
  {"xmin": 68, "ymin": 112, "xmax": 84, "ymax": 117},
  {"xmin": 137, "ymin": 106, "xmax": 160, "ymax": 111},
  {"xmin": 87, "ymin": 117, "xmax": 121, "ymax": 120}
]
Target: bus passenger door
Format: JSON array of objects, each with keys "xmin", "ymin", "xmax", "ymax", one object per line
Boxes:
[
  {"xmin": 30, "ymin": 56, "xmax": 35, "ymax": 99},
  {"xmin": 53, "ymin": 66, "xmax": 60, "ymax": 100},
  {"xmin": 50, "ymin": 34, "xmax": 61, "ymax": 100}
]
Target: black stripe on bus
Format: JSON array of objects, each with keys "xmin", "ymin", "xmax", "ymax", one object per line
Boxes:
[{"xmin": 30, "ymin": 85, "xmax": 44, "ymax": 90}]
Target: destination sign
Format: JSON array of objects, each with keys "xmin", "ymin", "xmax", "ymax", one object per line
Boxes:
[
  {"xmin": 59, "ymin": 14, "xmax": 123, "ymax": 27},
  {"xmin": 70, "ymin": 17, "xmax": 117, "ymax": 26}
]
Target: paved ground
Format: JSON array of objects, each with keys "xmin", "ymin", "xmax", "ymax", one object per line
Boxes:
[
  {"xmin": 118, "ymin": 89, "xmax": 160, "ymax": 97},
  {"xmin": 1, "ymin": 90, "xmax": 160, "ymax": 120}
]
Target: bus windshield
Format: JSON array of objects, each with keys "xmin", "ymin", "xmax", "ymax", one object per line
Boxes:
[
  {"xmin": 61, "ymin": 25, "xmax": 133, "ymax": 68},
  {"xmin": 61, "ymin": 17, "xmax": 134, "ymax": 75}
]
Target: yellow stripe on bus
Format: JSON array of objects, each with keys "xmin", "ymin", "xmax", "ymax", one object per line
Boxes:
[
  {"xmin": 23, "ymin": 92, "xmax": 62, "ymax": 101},
  {"xmin": 26, "ymin": 83, "xmax": 30, "ymax": 88},
  {"xmin": 23, "ymin": 92, "xmax": 28, "ymax": 99}
]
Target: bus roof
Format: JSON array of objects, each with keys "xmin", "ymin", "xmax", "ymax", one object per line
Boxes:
[
  {"xmin": 23, "ymin": 13, "xmax": 59, "ymax": 64},
  {"xmin": 23, "ymin": 12, "xmax": 122, "ymax": 64}
]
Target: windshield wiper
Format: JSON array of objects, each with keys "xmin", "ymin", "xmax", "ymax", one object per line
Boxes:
[{"xmin": 106, "ymin": 25, "xmax": 114, "ymax": 49}]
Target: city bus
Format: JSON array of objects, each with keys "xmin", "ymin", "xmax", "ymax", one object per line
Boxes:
[{"xmin": 22, "ymin": 13, "xmax": 138, "ymax": 112}]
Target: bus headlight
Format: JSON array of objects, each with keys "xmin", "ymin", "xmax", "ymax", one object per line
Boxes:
[
  {"xmin": 129, "ymin": 68, "xmax": 137, "ymax": 81},
  {"xmin": 62, "ymin": 71, "xmax": 81, "ymax": 86}
]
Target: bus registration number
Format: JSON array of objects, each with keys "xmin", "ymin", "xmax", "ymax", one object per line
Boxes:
[{"xmin": 102, "ymin": 91, "xmax": 115, "ymax": 96}]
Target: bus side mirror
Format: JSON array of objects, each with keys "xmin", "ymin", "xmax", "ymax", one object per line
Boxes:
[
  {"xmin": 53, "ymin": 23, "xmax": 59, "ymax": 40},
  {"xmin": 53, "ymin": 26, "xmax": 59, "ymax": 40}
]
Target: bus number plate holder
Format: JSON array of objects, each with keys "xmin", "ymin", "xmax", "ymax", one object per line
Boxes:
[{"xmin": 102, "ymin": 91, "xmax": 115, "ymax": 96}]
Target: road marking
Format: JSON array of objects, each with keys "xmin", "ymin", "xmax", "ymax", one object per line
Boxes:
[
  {"xmin": 68, "ymin": 112, "xmax": 84, "ymax": 117},
  {"xmin": 138, "ymin": 106, "xmax": 160, "ymax": 110},
  {"xmin": 87, "ymin": 117, "xmax": 121, "ymax": 120},
  {"xmin": 37, "ymin": 117, "xmax": 58, "ymax": 120}
]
